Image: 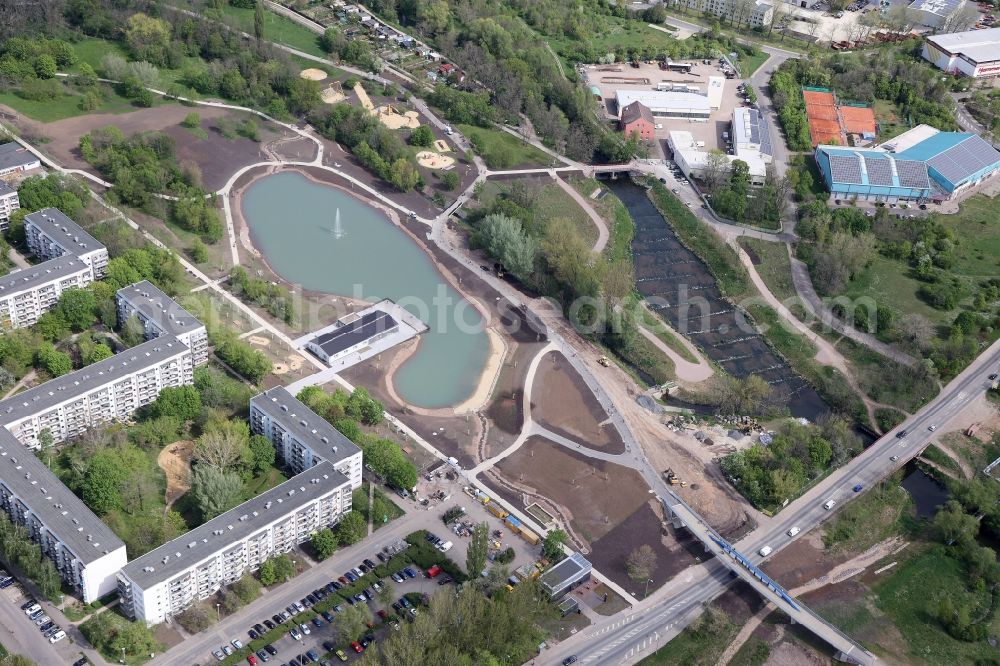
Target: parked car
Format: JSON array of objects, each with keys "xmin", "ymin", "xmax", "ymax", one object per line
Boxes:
[
  {"xmin": 289, "ymin": 627, "xmax": 302, "ymax": 641},
  {"xmin": 306, "ymin": 649, "xmax": 320, "ymax": 662},
  {"xmin": 222, "ymin": 646, "xmax": 234, "ymax": 657},
  {"xmin": 248, "ymin": 629, "xmax": 260, "ymax": 641},
  {"xmin": 49, "ymin": 630, "xmax": 66, "ymax": 643},
  {"xmin": 351, "ymin": 641, "xmax": 364, "ymax": 653},
  {"xmin": 321, "ymin": 611, "xmax": 334, "ymax": 622},
  {"xmin": 256, "ymin": 648, "xmax": 270, "ymax": 662},
  {"xmin": 299, "ymin": 622, "xmax": 311, "ymax": 635},
  {"xmin": 214, "ymin": 649, "xmax": 226, "ymax": 661},
  {"xmin": 246, "ymin": 655, "xmax": 258, "ymax": 666},
  {"xmin": 335, "ymin": 650, "xmax": 349, "ymax": 662},
  {"xmin": 264, "ymin": 644, "xmax": 277, "ymax": 656},
  {"xmin": 263, "ymin": 619, "xmax": 274, "ymax": 630}
]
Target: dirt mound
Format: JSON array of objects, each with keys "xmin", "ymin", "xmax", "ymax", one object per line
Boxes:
[
  {"xmin": 157, "ymin": 440, "xmax": 194, "ymax": 507},
  {"xmin": 300, "ymin": 68, "xmax": 328, "ymax": 81}
]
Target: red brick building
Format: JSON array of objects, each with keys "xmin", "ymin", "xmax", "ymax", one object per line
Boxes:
[{"xmin": 620, "ymin": 101, "xmax": 655, "ymax": 142}]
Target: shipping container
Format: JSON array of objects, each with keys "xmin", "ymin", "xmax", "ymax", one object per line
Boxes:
[
  {"xmin": 487, "ymin": 503, "xmax": 509, "ymax": 519},
  {"xmin": 519, "ymin": 527, "xmax": 540, "ymax": 545}
]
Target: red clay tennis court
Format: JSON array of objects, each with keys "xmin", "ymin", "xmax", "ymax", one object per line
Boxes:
[
  {"xmin": 840, "ymin": 105, "xmax": 877, "ymax": 135},
  {"xmin": 803, "ymin": 90, "xmax": 843, "ymax": 146}
]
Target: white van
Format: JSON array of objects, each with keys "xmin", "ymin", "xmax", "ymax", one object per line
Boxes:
[
  {"xmin": 438, "ymin": 540, "xmax": 454, "ymax": 552},
  {"xmin": 758, "ymin": 545, "xmax": 772, "ymax": 557},
  {"xmin": 787, "ymin": 526, "xmax": 800, "ymax": 537},
  {"xmin": 823, "ymin": 499, "xmax": 836, "ymax": 510},
  {"xmin": 49, "ymin": 630, "xmax": 66, "ymax": 643}
]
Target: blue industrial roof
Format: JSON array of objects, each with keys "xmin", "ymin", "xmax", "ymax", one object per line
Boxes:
[
  {"xmin": 816, "ymin": 146, "xmax": 931, "ymax": 190},
  {"xmin": 895, "ymin": 132, "xmax": 974, "ymax": 161}
]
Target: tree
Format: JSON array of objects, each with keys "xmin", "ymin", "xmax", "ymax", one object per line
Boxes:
[
  {"xmin": 84, "ymin": 343, "xmax": 113, "ymax": 366},
  {"xmin": 176, "ymin": 602, "xmax": 214, "ymax": 632},
  {"xmin": 311, "ymin": 528, "xmax": 337, "ymax": 560},
  {"xmin": 703, "ymin": 149, "xmax": 731, "ymax": 189},
  {"xmin": 36, "ymin": 344, "xmax": 72, "ymax": 377},
  {"xmin": 478, "ymin": 213, "xmax": 538, "ymax": 283},
  {"xmin": 933, "ymin": 500, "xmax": 980, "ymax": 546},
  {"xmin": 83, "ymin": 450, "xmax": 128, "ymax": 514},
  {"xmin": 248, "ymin": 434, "xmax": 276, "ymax": 475},
  {"xmin": 38, "ymin": 429, "xmax": 54, "ymax": 468},
  {"xmin": 258, "ymin": 558, "xmax": 278, "ymax": 586},
  {"xmin": 626, "ymin": 544, "xmax": 657, "ymax": 584},
  {"xmin": 121, "ymin": 314, "xmax": 147, "ymax": 347},
  {"xmin": 124, "ymin": 13, "xmax": 171, "ymax": 65},
  {"xmin": 194, "ymin": 420, "xmax": 251, "ymax": 470},
  {"xmin": 181, "ymin": 112, "xmax": 201, "ymax": 129},
  {"xmin": 33, "ymin": 53, "xmax": 56, "ymax": 79},
  {"xmin": 335, "ymin": 510, "xmax": 367, "ymax": 545},
  {"xmin": 192, "ymin": 465, "xmax": 244, "ymax": 520},
  {"xmin": 438, "ymin": 171, "xmax": 459, "ymax": 191},
  {"xmin": 231, "ymin": 574, "xmax": 262, "ymax": 604},
  {"xmin": 254, "ymin": 0, "xmax": 266, "ymax": 43},
  {"xmin": 376, "ymin": 580, "xmax": 395, "ymax": 608},
  {"xmin": 409, "ymin": 125, "xmax": 435, "ymax": 147},
  {"xmin": 149, "ymin": 385, "xmax": 202, "ymax": 422},
  {"xmin": 542, "ymin": 529, "xmax": 567, "ymax": 561},
  {"xmin": 334, "ymin": 603, "xmax": 372, "ymax": 642},
  {"xmin": 466, "ymin": 522, "xmax": 489, "ymax": 577}
]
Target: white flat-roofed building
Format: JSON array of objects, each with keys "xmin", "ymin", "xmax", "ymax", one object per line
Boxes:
[
  {"xmin": 117, "ymin": 461, "xmax": 352, "ymax": 625},
  {"xmin": 616, "ymin": 90, "xmax": 712, "ymax": 120},
  {"xmin": 0, "ymin": 336, "xmax": 194, "ymax": 449},
  {"xmin": 0, "ymin": 428, "xmax": 127, "ymax": 602},
  {"xmin": 250, "ymin": 387, "xmax": 363, "ymax": 488},
  {"xmin": 0, "ymin": 143, "xmax": 41, "ymax": 177},
  {"xmin": 909, "ymin": 0, "xmax": 972, "ymax": 29},
  {"xmin": 732, "ymin": 108, "xmax": 774, "ymax": 162},
  {"xmin": 668, "ymin": 131, "xmax": 768, "ymax": 185},
  {"xmin": 923, "ymin": 27, "xmax": 1000, "ymax": 78},
  {"xmin": 24, "ymin": 208, "xmax": 108, "ymax": 279},
  {"xmin": 0, "ymin": 182, "xmax": 19, "ymax": 232},
  {"xmin": 304, "ymin": 310, "xmax": 399, "ymax": 365},
  {"xmin": 0, "ymin": 256, "xmax": 94, "ymax": 330},
  {"xmin": 116, "ymin": 281, "xmax": 209, "ymax": 367}
]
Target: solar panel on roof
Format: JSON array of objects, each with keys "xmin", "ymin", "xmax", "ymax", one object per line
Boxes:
[
  {"xmin": 864, "ymin": 157, "xmax": 893, "ymax": 187},
  {"xmin": 896, "ymin": 160, "xmax": 930, "ymax": 189},
  {"xmin": 828, "ymin": 155, "xmax": 862, "ymax": 184},
  {"xmin": 927, "ymin": 135, "xmax": 1000, "ymax": 185}
]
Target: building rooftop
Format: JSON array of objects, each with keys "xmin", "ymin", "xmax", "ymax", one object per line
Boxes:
[
  {"xmin": 615, "ymin": 90, "xmax": 711, "ymax": 114},
  {"xmin": 0, "ymin": 428, "xmax": 124, "ymax": 563},
  {"xmin": 250, "ymin": 387, "xmax": 361, "ymax": 465},
  {"xmin": 898, "ymin": 132, "xmax": 1000, "ymax": 187},
  {"xmin": 0, "ymin": 256, "xmax": 91, "ymax": 297},
  {"xmin": 816, "ymin": 146, "xmax": 932, "ymax": 190},
  {"xmin": 0, "ymin": 336, "xmax": 187, "ymax": 426},
  {"xmin": 119, "ymin": 461, "xmax": 349, "ymax": 589},
  {"xmin": 309, "ymin": 310, "xmax": 398, "ymax": 359},
  {"xmin": 25, "ymin": 208, "xmax": 104, "ymax": 257},
  {"xmin": 732, "ymin": 108, "xmax": 773, "ymax": 157},
  {"xmin": 0, "ymin": 142, "xmax": 39, "ymax": 173},
  {"xmin": 620, "ymin": 101, "xmax": 654, "ymax": 127},
  {"xmin": 926, "ymin": 27, "xmax": 1000, "ymax": 64},
  {"xmin": 117, "ymin": 281, "xmax": 204, "ymax": 338},
  {"xmin": 880, "ymin": 124, "xmax": 941, "ymax": 153},
  {"xmin": 909, "ymin": 0, "xmax": 965, "ymax": 19},
  {"xmin": 539, "ymin": 552, "xmax": 592, "ymax": 595},
  {"xmin": 0, "ymin": 181, "xmax": 15, "ymax": 197}
]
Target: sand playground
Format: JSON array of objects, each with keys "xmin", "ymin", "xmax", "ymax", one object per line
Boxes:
[
  {"xmin": 157, "ymin": 440, "xmax": 194, "ymax": 507},
  {"xmin": 300, "ymin": 68, "xmax": 328, "ymax": 82},
  {"xmin": 272, "ymin": 354, "xmax": 305, "ymax": 375},
  {"xmin": 321, "ymin": 84, "xmax": 346, "ymax": 105},
  {"xmin": 417, "ymin": 150, "xmax": 456, "ymax": 169},
  {"xmin": 378, "ymin": 105, "xmax": 420, "ymax": 129}
]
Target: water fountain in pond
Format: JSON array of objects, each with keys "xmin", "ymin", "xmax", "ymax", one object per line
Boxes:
[{"xmin": 331, "ymin": 208, "xmax": 345, "ymax": 240}]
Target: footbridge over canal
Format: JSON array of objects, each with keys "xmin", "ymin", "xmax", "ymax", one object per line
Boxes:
[{"xmin": 662, "ymin": 491, "xmax": 877, "ymax": 666}]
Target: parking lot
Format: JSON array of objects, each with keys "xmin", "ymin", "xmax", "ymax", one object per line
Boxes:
[
  {"xmin": 580, "ymin": 60, "xmax": 748, "ymax": 158},
  {"xmin": 0, "ymin": 574, "xmax": 92, "ymax": 665}
]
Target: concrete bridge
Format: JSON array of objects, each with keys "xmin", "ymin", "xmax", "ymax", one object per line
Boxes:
[{"xmin": 662, "ymin": 491, "xmax": 877, "ymax": 666}]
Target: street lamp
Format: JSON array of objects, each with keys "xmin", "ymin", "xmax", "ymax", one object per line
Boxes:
[
  {"xmin": 216, "ymin": 603, "xmax": 221, "ymax": 622},
  {"xmin": 120, "ymin": 646, "xmax": 126, "ymax": 664},
  {"xmin": 644, "ymin": 578, "xmax": 653, "ymax": 598}
]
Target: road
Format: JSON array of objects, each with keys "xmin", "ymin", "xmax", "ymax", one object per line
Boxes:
[{"xmin": 545, "ymin": 336, "xmax": 1000, "ymax": 665}]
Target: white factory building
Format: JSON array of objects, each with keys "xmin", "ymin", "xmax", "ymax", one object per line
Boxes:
[
  {"xmin": 923, "ymin": 27, "xmax": 1000, "ymax": 78},
  {"xmin": 908, "ymin": 0, "xmax": 973, "ymax": 29},
  {"xmin": 616, "ymin": 77, "xmax": 724, "ymax": 121},
  {"xmin": 668, "ymin": 108, "xmax": 774, "ymax": 185},
  {"xmin": 116, "ymin": 461, "xmax": 353, "ymax": 625},
  {"xmin": 0, "ymin": 427, "xmax": 127, "ymax": 602},
  {"xmin": 250, "ymin": 387, "xmax": 363, "ymax": 486},
  {"xmin": 116, "ymin": 280, "xmax": 209, "ymax": 368}
]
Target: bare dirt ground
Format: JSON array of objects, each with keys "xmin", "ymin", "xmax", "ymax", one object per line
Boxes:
[
  {"xmin": 26, "ymin": 104, "xmax": 287, "ymax": 191},
  {"xmin": 531, "ymin": 350, "xmax": 626, "ymax": 454},
  {"xmin": 157, "ymin": 439, "xmax": 194, "ymax": 508},
  {"xmin": 486, "ymin": 435, "xmax": 652, "ymax": 547},
  {"xmin": 483, "ymin": 326, "xmax": 549, "ymax": 460},
  {"xmin": 590, "ymin": 499, "xmax": 699, "ymax": 593}
]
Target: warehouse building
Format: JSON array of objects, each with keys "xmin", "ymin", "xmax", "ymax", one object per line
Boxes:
[
  {"xmin": 24, "ymin": 208, "xmax": 108, "ymax": 279},
  {"xmin": 615, "ymin": 80, "xmax": 724, "ymax": 121},
  {"xmin": 923, "ymin": 27, "xmax": 1000, "ymax": 78},
  {"xmin": 0, "ymin": 336, "xmax": 194, "ymax": 448},
  {"xmin": 815, "ymin": 125, "xmax": 1000, "ymax": 201},
  {"xmin": 0, "ymin": 142, "xmax": 41, "ymax": 177},
  {"xmin": 668, "ymin": 131, "xmax": 768, "ymax": 185},
  {"xmin": 117, "ymin": 461, "xmax": 353, "ymax": 624},
  {"xmin": 0, "ymin": 182, "xmax": 19, "ymax": 232},
  {"xmin": 908, "ymin": 0, "xmax": 974, "ymax": 30},
  {"xmin": 0, "ymin": 427, "xmax": 127, "ymax": 602},
  {"xmin": 116, "ymin": 281, "xmax": 209, "ymax": 367},
  {"xmin": 731, "ymin": 108, "xmax": 774, "ymax": 162},
  {"xmin": 250, "ymin": 387, "xmax": 363, "ymax": 486}
]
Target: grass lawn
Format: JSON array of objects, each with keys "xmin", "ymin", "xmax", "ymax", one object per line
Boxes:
[
  {"xmin": 822, "ymin": 478, "xmax": 912, "ymax": 552},
  {"xmin": 874, "ymin": 99, "xmax": 908, "ymax": 141},
  {"xmin": 242, "ymin": 466, "xmax": 288, "ymax": 499},
  {"xmin": 933, "ymin": 195, "xmax": 1000, "ymax": 278},
  {"xmin": 640, "ymin": 305, "xmax": 700, "ymax": 364},
  {"xmin": 869, "ymin": 546, "xmax": 999, "ymax": 664},
  {"xmin": 72, "ymin": 37, "xmax": 129, "ymax": 70},
  {"xmin": 222, "ymin": 4, "xmax": 327, "ymax": 58},
  {"xmin": 0, "ymin": 82, "xmax": 145, "ymax": 122},
  {"xmin": 639, "ymin": 607, "xmax": 739, "ymax": 666},
  {"xmin": 547, "ymin": 21, "xmax": 676, "ymax": 63},
  {"xmin": 841, "ymin": 254, "xmax": 956, "ymax": 328},
  {"xmin": 739, "ymin": 50, "xmax": 769, "ymax": 77},
  {"xmin": 533, "ymin": 182, "xmax": 599, "ymax": 247},
  {"xmin": 457, "ymin": 123, "xmax": 554, "ymax": 169},
  {"xmin": 738, "ymin": 237, "xmax": 796, "ymax": 302}
]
